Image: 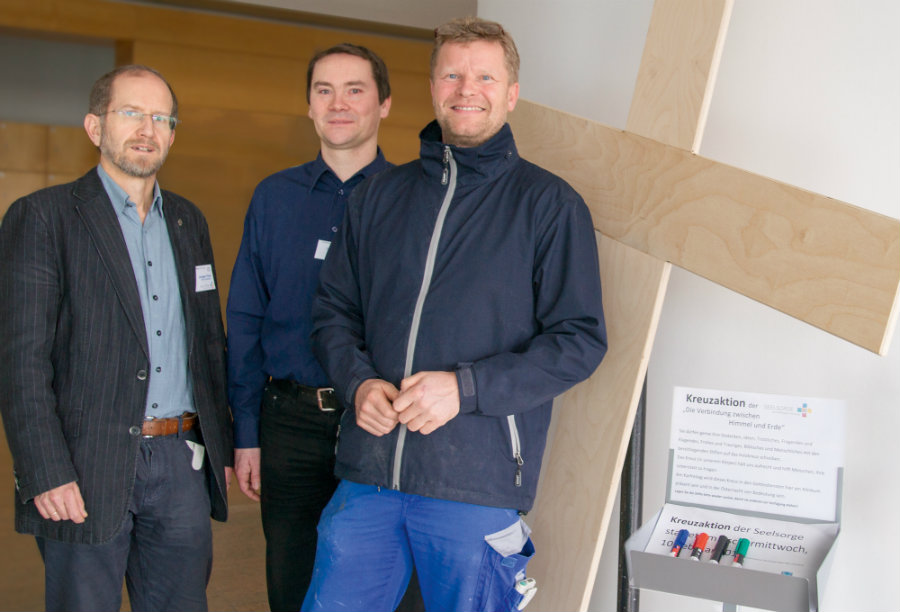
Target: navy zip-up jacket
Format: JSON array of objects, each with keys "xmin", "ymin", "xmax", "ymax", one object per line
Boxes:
[{"xmin": 312, "ymin": 121, "xmax": 607, "ymax": 512}]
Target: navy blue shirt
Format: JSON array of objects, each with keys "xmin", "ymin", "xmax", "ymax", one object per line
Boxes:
[{"xmin": 227, "ymin": 151, "xmax": 391, "ymax": 448}]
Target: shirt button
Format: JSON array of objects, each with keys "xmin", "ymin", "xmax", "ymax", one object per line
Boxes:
[
  {"xmin": 152, "ymin": 403, "xmax": 159, "ymax": 409},
  {"xmin": 129, "ymin": 426, "xmax": 141, "ymax": 436},
  {"xmin": 332, "ymin": 226, "xmax": 338, "ymax": 232},
  {"xmin": 338, "ymin": 188, "xmax": 344, "ymax": 195},
  {"xmin": 137, "ymin": 370, "xmax": 148, "ymax": 381},
  {"xmin": 156, "ymin": 330, "xmax": 162, "ymax": 336},
  {"xmin": 153, "ymin": 295, "xmax": 159, "ymax": 301},
  {"xmin": 147, "ymin": 261, "xmax": 153, "ymax": 267},
  {"xmin": 156, "ymin": 367, "xmax": 162, "ymax": 373}
]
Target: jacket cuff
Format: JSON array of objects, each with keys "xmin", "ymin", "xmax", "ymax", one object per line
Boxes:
[{"xmin": 456, "ymin": 363, "xmax": 477, "ymax": 414}]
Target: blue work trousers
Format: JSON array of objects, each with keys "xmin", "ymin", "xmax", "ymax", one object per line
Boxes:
[{"xmin": 302, "ymin": 480, "xmax": 535, "ymax": 612}]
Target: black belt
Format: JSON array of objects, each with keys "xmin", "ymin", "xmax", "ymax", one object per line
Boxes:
[{"xmin": 270, "ymin": 378, "xmax": 340, "ymax": 412}]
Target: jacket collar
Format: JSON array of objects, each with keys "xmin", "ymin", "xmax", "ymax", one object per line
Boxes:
[{"xmin": 419, "ymin": 120, "xmax": 519, "ymax": 187}]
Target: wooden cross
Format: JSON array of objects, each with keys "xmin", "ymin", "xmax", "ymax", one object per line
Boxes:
[{"xmin": 507, "ymin": 1, "xmax": 900, "ymax": 609}]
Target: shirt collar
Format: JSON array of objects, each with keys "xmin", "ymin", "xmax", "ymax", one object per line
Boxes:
[
  {"xmin": 97, "ymin": 164, "xmax": 164, "ymax": 218},
  {"xmin": 307, "ymin": 147, "xmax": 391, "ymax": 194}
]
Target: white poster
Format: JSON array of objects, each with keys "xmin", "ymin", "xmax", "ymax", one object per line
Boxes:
[{"xmin": 669, "ymin": 386, "xmax": 845, "ymax": 521}]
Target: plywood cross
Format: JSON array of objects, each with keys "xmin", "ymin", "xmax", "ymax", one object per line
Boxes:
[{"xmin": 508, "ymin": 1, "xmax": 900, "ymax": 610}]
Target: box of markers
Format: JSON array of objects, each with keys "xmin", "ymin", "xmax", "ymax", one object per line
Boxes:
[{"xmin": 624, "ymin": 387, "xmax": 844, "ymax": 612}]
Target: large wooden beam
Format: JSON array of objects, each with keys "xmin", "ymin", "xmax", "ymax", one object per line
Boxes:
[
  {"xmin": 526, "ymin": 236, "xmax": 670, "ymax": 610},
  {"xmin": 511, "ymin": 101, "xmax": 900, "ymax": 355},
  {"xmin": 521, "ymin": 2, "xmax": 729, "ymax": 609}
]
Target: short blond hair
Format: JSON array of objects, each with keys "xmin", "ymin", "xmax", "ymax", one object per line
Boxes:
[{"xmin": 431, "ymin": 17, "xmax": 520, "ymax": 83}]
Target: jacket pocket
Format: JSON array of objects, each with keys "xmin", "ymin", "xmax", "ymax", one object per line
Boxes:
[{"xmin": 506, "ymin": 414, "xmax": 524, "ymax": 487}]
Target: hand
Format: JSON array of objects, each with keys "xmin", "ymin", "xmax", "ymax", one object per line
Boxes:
[
  {"xmin": 394, "ymin": 371, "xmax": 460, "ymax": 435},
  {"xmin": 354, "ymin": 379, "xmax": 400, "ymax": 436},
  {"xmin": 234, "ymin": 448, "xmax": 261, "ymax": 501},
  {"xmin": 34, "ymin": 481, "xmax": 88, "ymax": 524}
]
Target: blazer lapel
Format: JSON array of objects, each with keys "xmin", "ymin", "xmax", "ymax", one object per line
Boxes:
[
  {"xmin": 164, "ymin": 197, "xmax": 197, "ymax": 351},
  {"xmin": 72, "ymin": 169, "xmax": 149, "ymax": 359}
]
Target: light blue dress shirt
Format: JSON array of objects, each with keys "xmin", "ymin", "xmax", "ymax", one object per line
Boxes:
[{"xmin": 98, "ymin": 165, "xmax": 194, "ymax": 418}]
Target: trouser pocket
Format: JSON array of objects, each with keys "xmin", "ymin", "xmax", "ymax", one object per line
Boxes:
[{"xmin": 476, "ymin": 519, "xmax": 537, "ymax": 611}]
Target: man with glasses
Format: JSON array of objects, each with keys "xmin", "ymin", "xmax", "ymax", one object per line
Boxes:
[
  {"xmin": 0, "ymin": 65, "xmax": 232, "ymax": 612},
  {"xmin": 226, "ymin": 43, "xmax": 395, "ymax": 612},
  {"xmin": 305, "ymin": 18, "xmax": 607, "ymax": 611}
]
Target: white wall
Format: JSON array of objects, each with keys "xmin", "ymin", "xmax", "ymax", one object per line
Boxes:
[{"xmin": 479, "ymin": 1, "xmax": 900, "ymax": 611}]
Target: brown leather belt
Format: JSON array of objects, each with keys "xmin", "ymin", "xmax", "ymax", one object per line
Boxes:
[{"xmin": 141, "ymin": 412, "xmax": 198, "ymax": 437}]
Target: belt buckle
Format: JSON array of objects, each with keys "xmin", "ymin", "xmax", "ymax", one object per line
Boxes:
[
  {"xmin": 317, "ymin": 387, "xmax": 336, "ymax": 412},
  {"xmin": 142, "ymin": 415, "xmax": 157, "ymax": 439}
]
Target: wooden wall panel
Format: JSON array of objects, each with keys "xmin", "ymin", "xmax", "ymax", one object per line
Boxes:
[
  {"xmin": 131, "ymin": 40, "xmax": 307, "ymax": 116},
  {"xmin": 47, "ymin": 125, "xmax": 97, "ymax": 176},
  {"xmin": 379, "ymin": 125, "xmax": 424, "ymax": 164},
  {"xmin": 170, "ymin": 107, "xmax": 319, "ymax": 165},
  {"xmin": 0, "ymin": 122, "xmax": 47, "ymax": 172},
  {"xmin": 0, "ymin": 0, "xmax": 434, "ymax": 72},
  {"xmin": 383, "ymin": 70, "xmax": 433, "ymax": 130},
  {"xmin": 0, "ymin": 171, "xmax": 46, "ymax": 216}
]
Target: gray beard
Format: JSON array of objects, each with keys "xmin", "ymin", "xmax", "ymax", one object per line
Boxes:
[{"xmin": 100, "ymin": 137, "xmax": 165, "ymax": 179}]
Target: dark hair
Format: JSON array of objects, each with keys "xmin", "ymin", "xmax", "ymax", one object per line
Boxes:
[
  {"xmin": 432, "ymin": 17, "xmax": 520, "ymax": 83},
  {"xmin": 306, "ymin": 43, "xmax": 391, "ymax": 104},
  {"xmin": 89, "ymin": 64, "xmax": 179, "ymax": 123}
]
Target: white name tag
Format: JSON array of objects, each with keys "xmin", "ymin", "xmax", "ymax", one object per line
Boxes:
[
  {"xmin": 314, "ymin": 239, "xmax": 331, "ymax": 261},
  {"xmin": 195, "ymin": 264, "xmax": 215, "ymax": 292}
]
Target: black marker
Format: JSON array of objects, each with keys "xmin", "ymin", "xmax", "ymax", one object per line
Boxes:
[{"xmin": 708, "ymin": 535, "xmax": 730, "ymax": 564}]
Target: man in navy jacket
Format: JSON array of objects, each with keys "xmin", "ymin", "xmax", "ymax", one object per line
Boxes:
[{"xmin": 307, "ymin": 17, "xmax": 607, "ymax": 612}]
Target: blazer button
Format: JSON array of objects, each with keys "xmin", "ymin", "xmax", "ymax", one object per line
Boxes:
[
  {"xmin": 129, "ymin": 426, "xmax": 141, "ymax": 436},
  {"xmin": 137, "ymin": 369, "xmax": 148, "ymax": 381}
]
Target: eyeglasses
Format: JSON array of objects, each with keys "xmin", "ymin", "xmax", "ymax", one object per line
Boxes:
[{"xmin": 100, "ymin": 109, "xmax": 179, "ymax": 131}]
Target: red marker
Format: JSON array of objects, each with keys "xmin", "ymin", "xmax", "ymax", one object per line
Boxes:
[{"xmin": 689, "ymin": 532, "xmax": 709, "ymax": 560}]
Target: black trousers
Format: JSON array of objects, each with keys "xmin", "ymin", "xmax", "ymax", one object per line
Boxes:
[
  {"xmin": 259, "ymin": 381, "xmax": 342, "ymax": 612},
  {"xmin": 260, "ymin": 380, "xmax": 424, "ymax": 612}
]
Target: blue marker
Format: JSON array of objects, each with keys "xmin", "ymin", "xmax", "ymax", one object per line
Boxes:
[{"xmin": 670, "ymin": 529, "xmax": 690, "ymax": 557}]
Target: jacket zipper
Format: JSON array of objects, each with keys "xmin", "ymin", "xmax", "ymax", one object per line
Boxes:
[
  {"xmin": 507, "ymin": 414, "xmax": 524, "ymax": 487},
  {"xmin": 391, "ymin": 146, "xmax": 458, "ymax": 490}
]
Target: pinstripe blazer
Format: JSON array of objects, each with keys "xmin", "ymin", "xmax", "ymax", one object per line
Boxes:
[{"xmin": 0, "ymin": 168, "xmax": 232, "ymax": 545}]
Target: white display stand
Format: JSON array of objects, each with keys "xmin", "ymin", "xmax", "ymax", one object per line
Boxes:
[{"xmin": 626, "ymin": 387, "xmax": 844, "ymax": 612}]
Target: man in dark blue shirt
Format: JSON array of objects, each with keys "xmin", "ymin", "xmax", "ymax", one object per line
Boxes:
[{"xmin": 225, "ymin": 43, "xmax": 392, "ymax": 612}]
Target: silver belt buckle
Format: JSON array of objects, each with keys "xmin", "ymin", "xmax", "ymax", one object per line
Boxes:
[{"xmin": 317, "ymin": 387, "xmax": 336, "ymax": 412}]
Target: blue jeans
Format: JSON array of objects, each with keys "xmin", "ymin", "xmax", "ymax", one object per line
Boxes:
[
  {"xmin": 302, "ymin": 481, "xmax": 535, "ymax": 612},
  {"xmin": 37, "ymin": 429, "xmax": 212, "ymax": 612}
]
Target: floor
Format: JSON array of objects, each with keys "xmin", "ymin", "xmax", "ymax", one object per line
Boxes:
[{"xmin": 0, "ymin": 427, "xmax": 270, "ymax": 612}]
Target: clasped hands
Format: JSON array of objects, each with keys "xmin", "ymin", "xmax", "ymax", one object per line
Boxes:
[{"xmin": 355, "ymin": 371, "xmax": 460, "ymax": 437}]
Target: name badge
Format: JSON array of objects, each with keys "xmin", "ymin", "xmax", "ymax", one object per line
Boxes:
[
  {"xmin": 314, "ymin": 239, "xmax": 331, "ymax": 261},
  {"xmin": 195, "ymin": 264, "xmax": 215, "ymax": 292}
]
